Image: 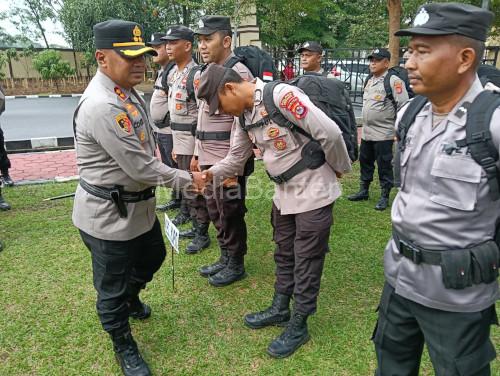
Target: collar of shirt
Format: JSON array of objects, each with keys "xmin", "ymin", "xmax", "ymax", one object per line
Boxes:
[
  {"xmin": 95, "ymin": 70, "xmax": 132, "ymax": 101},
  {"xmin": 222, "ymin": 52, "xmax": 236, "ymax": 66},
  {"xmin": 416, "ymin": 77, "xmax": 484, "ymax": 127},
  {"xmin": 370, "ymin": 71, "xmax": 388, "ymax": 84}
]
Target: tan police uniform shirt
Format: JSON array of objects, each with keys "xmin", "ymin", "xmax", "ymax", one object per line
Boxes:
[
  {"xmin": 150, "ymin": 67, "xmax": 172, "ymax": 135},
  {"xmin": 168, "ymin": 59, "xmax": 198, "ymax": 156},
  {"xmin": 386, "ymin": 78, "xmax": 500, "ymax": 312},
  {"xmin": 210, "ymin": 79, "xmax": 352, "ymax": 214},
  {"xmin": 72, "ymin": 70, "xmax": 192, "ymax": 241},
  {"xmin": 195, "ymin": 53, "xmax": 253, "ymax": 166},
  {"xmin": 362, "ymin": 71, "xmax": 409, "ymax": 141}
]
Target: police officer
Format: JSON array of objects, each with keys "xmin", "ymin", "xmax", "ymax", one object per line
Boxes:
[
  {"xmin": 192, "ymin": 16, "xmax": 254, "ymax": 286},
  {"xmin": 199, "ymin": 63, "xmax": 351, "ymax": 358},
  {"xmin": 72, "ymin": 20, "xmax": 204, "ymax": 376},
  {"xmin": 147, "ymin": 32, "xmax": 182, "ymax": 212},
  {"xmin": 0, "ymin": 84, "xmax": 13, "ymax": 187},
  {"xmin": 348, "ymin": 48, "xmax": 409, "ymax": 210},
  {"xmin": 162, "ymin": 25, "xmax": 211, "ymax": 253},
  {"xmin": 373, "ymin": 3, "xmax": 498, "ymax": 375},
  {"xmin": 297, "ymin": 41, "xmax": 326, "ymax": 76}
]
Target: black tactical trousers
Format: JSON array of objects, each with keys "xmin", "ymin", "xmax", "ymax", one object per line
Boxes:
[
  {"xmin": 271, "ymin": 203, "xmax": 333, "ymax": 315},
  {"xmin": 359, "ymin": 139, "xmax": 394, "ymax": 189},
  {"xmin": 156, "ymin": 132, "xmax": 175, "ymax": 168},
  {"xmin": 202, "ymin": 165, "xmax": 248, "ymax": 257},
  {"xmin": 0, "ymin": 126, "xmax": 11, "ymax": 175},
  {"xmin": 373, "ymin": 283, "xmax": 498, "ymax": 376},
  {"xmin": 177, "ymin": 155, "xmax": 208, "ymax": 222},
  {"xmin": 79, "ymin": 218, "xmax": 166, "ymax": 333}
]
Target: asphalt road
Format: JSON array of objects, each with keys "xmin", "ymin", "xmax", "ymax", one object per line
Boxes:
[{"xmin": 1, "ymin": 95, "xmax": 362, "ymax": 141}]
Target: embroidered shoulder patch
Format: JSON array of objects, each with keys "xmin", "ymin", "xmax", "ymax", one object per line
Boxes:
[
  {"xmin": 125, "ymin": 103, "xmax": 139, "ymax": 117},
  {"xmin": 115, "ymin": 113, "xmax": 132, "ymax": 134},
  {"xmin": 279, "ymin": 91, "xmax": 308, "ymax": 120}
]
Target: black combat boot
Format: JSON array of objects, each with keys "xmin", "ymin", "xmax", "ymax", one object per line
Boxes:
[
  {"xmin": 110, "ymin": 328, "xmax": 152, "ymax": 376},
  {"xmin": 208, "ymin": 255, "xmax": 246, "ymax": 287},
  {"xmin": 179, "ymin": 219, "xmax": 197, "ymax": 239},
  {"xmin": 128, "ymin": 296, "xmax": 151, "ymax": 320},
  {"xmin": 347, "ymin": 181, "xmax": 370, "ymax": 201},
  {"xmin": 267, "ymin": 311, "xmax": 310, "ymax": 358},
  {"xmin": 0, "ymin": 194, "xmax": 11, "ymax": 211},
  {"xmin": 199, "ymin": 248, "xmax": 228, "ymax": 277},
  {"xmin": 375, "ymin": 187, "xmax": 391, "ymax": 211},
  {"xmin": 172, "ymin": 211, "xmax": 190, "ymax": 226},
  {"xmin": 185, "ymin": 222, "xmax": 211, "ymax": 254},
  {"xmin": 0, "ymin": 174, "xmax": 14, "ymax": 187},
  {"xmin": 244, "ymin": 293, "xmax": 291, "ymax": 329}
]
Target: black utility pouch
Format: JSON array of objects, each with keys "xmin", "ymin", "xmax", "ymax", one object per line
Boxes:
[
  {"xmin": 440, "ymin": 250, "xmax": 473, "ymax": 289},
  {"xmin": 470, "ymin": 241, "xmax": 499, "ymax": 285}
]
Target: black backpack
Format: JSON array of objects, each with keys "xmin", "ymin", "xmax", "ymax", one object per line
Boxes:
[
  {"xmin": 159, "ymin": 62, "xmax": 201, "ymax": 101},
  {"xmin": 478, "ymin": 64, "xmax": 500, "ymax": 87},
  {"xmin": 287, "ymin": 73, "xmax": 359, "ymax": 162},
  {"xmin": 365, "ymin": 66, "xmax": 415, "ymax": 109},
  {"xmin": 224, "ymin": 45, "xmax": 277, "ymax": 82},
  {"xmin": 397, "ymin": 90, "xmax": 500, "ymax": 200}
]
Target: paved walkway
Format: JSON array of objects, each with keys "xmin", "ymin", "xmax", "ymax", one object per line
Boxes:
[{"xmin": 9, "ymin": 150, "xmax": 78, "ymax": 184}]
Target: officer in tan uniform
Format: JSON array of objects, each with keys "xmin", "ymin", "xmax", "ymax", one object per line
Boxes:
[
  {"xmin": 147, "ymin": 32, "xmax": 181, "ymax": 212},
  {"xmin": 162, "ymin": 25, "xmax": 211, "ymax": 253},
  {"xmin": 348, "ymin": 48, "xmax": 409, "ymax": 210},
  {"xmin": 192, "ymin": 16, "xmax": 254, "ymax": 287},
  {"xmin": 72, "ymin": 20, "xmax": 203, "ymax": 376},
  {"xmin": 373, "ymin": 4, "xmax": 499, "ymax": 375},
  {"xmin": 199, "ymin": 64, "xmax": 351, "ymax": 358}
]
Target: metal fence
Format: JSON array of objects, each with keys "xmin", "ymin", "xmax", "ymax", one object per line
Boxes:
[{"xmin": 270, "ymin": 46, "xmax": 500, "ymax": 104}]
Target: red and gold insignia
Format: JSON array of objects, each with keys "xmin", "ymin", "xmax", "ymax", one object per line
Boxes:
[
  {"xmin": 115, "ymin": 113, "xmax": 132, "ymax": 134},
  {"xmin": 374, "ymin": 94, "xmax": 383, "ymax": 101},
  {"xmin": 176, "ymin": 92, "xmax": 182, "ymax": 99},
  {"xmin": 114, "ymin": 87, "xmax": 127, "ymax": 101},
  {"xmin": 176, "ymin": 103, "xmax": 184, "ymax": 111},
  {"xmin": 266, "ymin": 127, "xmax": 280, "ymax": 139},
  {"xmin": 125, "ymin": 103, "xmax": 139, "ymax": 117},
  {"xmin": 194, "ymin": 79, "xmax": 200, "ymax": 90},
  {"xmin": 394, "ymin": 81, "xmax": 403, "ymax": 94},
  {"xmin": 139, "ymin": 131, "xmax": 146, "ymax": 142},
  {"xmin": 279, "ymin": 92, "xmax": 295, "ymax": 109},
  {"xmin": 280, "ymin": 91, "xmax": 308, "ymax": 119},
  {"xmin": 274, "ymin": 138, "xmax": 287, "ymax": 151}
]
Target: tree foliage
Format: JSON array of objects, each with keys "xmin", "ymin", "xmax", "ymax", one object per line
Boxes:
[{"xmin": 32, "ymin": 49, "xmax": 74, "ymax": 86}]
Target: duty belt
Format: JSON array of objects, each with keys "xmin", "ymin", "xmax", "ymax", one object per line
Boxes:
[
  {"xmin": 79, "ymin": 179, "xmax": 155, "ymax": 219},
  {"xmin": 196, "ymin": 130, "xmax": 231, "ymax": 141},
  {"xmin": 154, "ymin": 121, "xmax": 170, "ymax": 128},
  {"xmin": 171, "ymin": 122, "xmax": 196, "ymax": 136},
  {"xmin": 267, "ymin": 159, "xmax": 312, "ymax": 184},
  {"xmin": 392, "ymin": 230, "xmax": 443, "ymax": 265}
]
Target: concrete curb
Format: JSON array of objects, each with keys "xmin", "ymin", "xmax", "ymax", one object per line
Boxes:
[
  {"xmin": 6, "ymin": 137, "xmax": 75, "ymax": 153},
  {"xmin": 5, "ymin": 94, "xmax": 83, "ymax": 100}
]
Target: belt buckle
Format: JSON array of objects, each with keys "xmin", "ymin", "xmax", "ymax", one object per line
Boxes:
[{"xmin": 400, "ymin": 239, "xmax": 421, "ymax": 265}]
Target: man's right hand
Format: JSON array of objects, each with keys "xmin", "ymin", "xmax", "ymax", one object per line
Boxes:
[
  {"xmin": 190, "ymin": 156, "xmax": 200, "ymax": 172},
  {"xmin": 202, "ymin": 170, "xmax": 213, "ymax": 184},
  {"xmin": 190, "ymin": 171, "xmax": 206, "ymax": 192}
]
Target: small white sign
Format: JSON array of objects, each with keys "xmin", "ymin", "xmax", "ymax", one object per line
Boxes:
[{"xmin": 164, "ymin": 214, "xmax": 179, "ymax": 253}]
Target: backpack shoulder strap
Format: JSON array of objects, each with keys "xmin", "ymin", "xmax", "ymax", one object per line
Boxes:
[
  {"xmin": 384, "ymin": 70, "xmax": 397, "ymax": 109},
  {"xmin": 397, "ymin": 95, "xmax": 428, "ymax": 151},
  {"xmin": 224, "ymin": 55, "xmax": 243, "ymax": 69},
  {"xmin": 160, "ymin": 62, "xmax": 176, "ymax": 94},
  {"xmin": 459, "ymin": 91, "xmax": 500, "ymax": 200},
  {"xmin": 186, "ymin": 65, "xmax": 201, "ymax": 101}
]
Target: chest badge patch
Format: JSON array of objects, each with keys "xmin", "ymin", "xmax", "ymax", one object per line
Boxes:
[
  {"xmin": 266, "ymin": 127, "xmax": 280, "ymax": 139},
  {"xmin": 139, "ymin": 130, "xmax": 146, "ymax": 142},
  {"xmin": 176, "ymin": 103, "xmax": 184, "ymax": 111},
  {"xmin": 260, "ymin": 109, "xmax": 268, "ymax": 117},
  {"xmin": 125, "ymin": 103, "xmax": 139, "ymax": 117},
  {"xmin": 374, "ymin": 94, "xmax": 383, "ymax": 101},
  {"xmin": 176, "ymin": 92, "xmax": 182, "ymax": 99},
  {"xmin": 394, "ymin": 81, "xmax": 403, "ymax": 94},
  {"xmin": 274, "ymin": 138, "xmax": 287, "ymax": 151},
  {"xmin": 115, "ymin": 113, "xmax": 132, "ymax": 134}
]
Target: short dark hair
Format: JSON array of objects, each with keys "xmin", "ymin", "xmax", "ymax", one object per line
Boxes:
[
  {"xmin": 217, "ymin": 30, "xmax": 232, "ymax": 39},
  {"xmin": 218, "ymin": 69, "xmax": 243, "ymax": 94},
  {"xmin": 452, "ymin": 35, "xmax": 485, "ymax": 70}
]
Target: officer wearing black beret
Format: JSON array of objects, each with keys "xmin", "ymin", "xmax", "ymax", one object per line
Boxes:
[
  {"xmin": 73, "ymin": 20, "xmax": 204, "ymax": 376},
  {"xmin": 372, "ymin": 3, "xmax": 498, "ymax": 375}
]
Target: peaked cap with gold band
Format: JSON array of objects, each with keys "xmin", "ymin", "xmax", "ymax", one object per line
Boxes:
[{"xmin": 93, "ymin": 20, "xmax": 157, "ymax": 58}]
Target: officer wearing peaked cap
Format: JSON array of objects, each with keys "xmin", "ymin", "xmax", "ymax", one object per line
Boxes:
[
  {"xmin": 72, "ymin": 19, "xmax": 204, "ymax": 376},
  {"xmin": 372, "ymin": 3, "xmax": 499, "ymax": 375}
]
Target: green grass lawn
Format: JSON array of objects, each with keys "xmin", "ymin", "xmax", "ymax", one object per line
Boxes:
[{"xmin": 0, "ymin": 163, "xmax": 498, "ymax": 375}]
